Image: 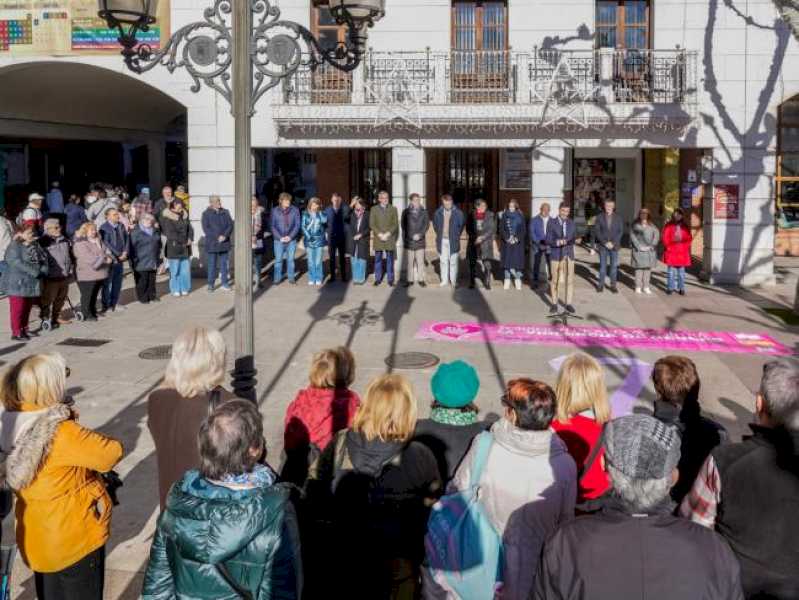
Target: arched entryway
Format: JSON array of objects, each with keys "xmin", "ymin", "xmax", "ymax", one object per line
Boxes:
[{"xmin": 0, "ymin": 61, "xmax": 186, "ymax": 216}]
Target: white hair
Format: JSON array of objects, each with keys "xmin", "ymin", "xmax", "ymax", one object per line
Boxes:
[
  {"xmin": 606, "ymin": 463, "xmax": 672, "ymax": 513},
  {"xmin": 163, "ymin": 327, "xmax": 227, "ymax": 398},
  {"xmin": 761, "ymin": 358, "xmax": 799, "ymax": 430}
]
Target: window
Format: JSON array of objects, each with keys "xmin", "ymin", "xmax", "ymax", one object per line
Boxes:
[
  {"xmin": 451, "ymin": 1, "xmax": 510, "ymax": 102},
  {"xmin": 444, "ymin": 150, "xmax": 491, "ymax": 213},
  {"xmin": 351, "ymin": 150, "xmax": 392, "ymax": 206},
  {"xmin": 596, "ymin": 1, "xmax": 650, "ymax": 49},
  {"xmin": 777, "ymin": 98, "xmax": 799, "ymax": 228},
  {"xmin": 310, "ymin": 7, "xmax": 352, "ymax": 103}
]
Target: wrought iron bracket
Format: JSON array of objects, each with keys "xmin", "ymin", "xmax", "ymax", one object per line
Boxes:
[{"xmin": 107, "ymin": 0, "xmax": 369, "ymax": 115}]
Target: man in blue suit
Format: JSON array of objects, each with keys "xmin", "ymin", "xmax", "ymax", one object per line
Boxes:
[
  {"xmin": 528, "ymin": 202, "xmax": 552, "ymax": 287},
  {"xmin": 324, "ymin": 192, "xmax": 350, "ymax": 282},
  {"xmin": 546, "ymin": 202, "xmax": 576, "ymax": 314},
  {"xmin": 594, "ymin": 198, "xmax": 624, "ymax": 293}
]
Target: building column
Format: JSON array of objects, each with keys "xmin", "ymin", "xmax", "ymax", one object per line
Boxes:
[
  {"xmin": 703, "ymin": 147, "xmax": 775, "ymax": 286},
  {"xmin": 531, "ymin": 144, "xmax": 567, "ymax": 216},
  {"xmin": 391, "ymin": 145, "xmax": 426, "ymax": 274},
  {"xmin": 147, "ymin": 139, "xmax": 166, "ymax": 192}
]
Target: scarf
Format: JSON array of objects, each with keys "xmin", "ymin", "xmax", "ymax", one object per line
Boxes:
[
  {"xmin": 476, "ymin": 210, "xmax": 485, "ymax": 221},
  {"xmin": 208, "ymin": 463, "xmax": 276, "ymax": 490},
  {"xmin": 139, "ymin": 224, "xmax": 155, "ymax": 236},
  {"xmin": 673, "ymin": 222, "xmax": 683, "ymax": 241},
  {"xmin": 430, "ymin": 406, "xmax": 479, "ymax": 426}
]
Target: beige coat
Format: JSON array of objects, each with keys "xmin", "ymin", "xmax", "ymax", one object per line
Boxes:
[{"xmin": 72, "ymin": 237, "xmax": 110, "ymax": 282}]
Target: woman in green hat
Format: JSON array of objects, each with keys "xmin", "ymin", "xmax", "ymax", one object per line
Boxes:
[{"xmin": 414, "ymin": 360, "xmax": 492, "ymax": 483}]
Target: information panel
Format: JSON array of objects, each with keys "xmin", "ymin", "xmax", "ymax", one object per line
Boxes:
[{"xmin": 0, "ymin": 0, "xmax": 169, "ymax": 56}]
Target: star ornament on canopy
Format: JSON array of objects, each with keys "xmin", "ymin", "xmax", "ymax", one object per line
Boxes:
[
  {"xmin": 365, "ymin": 61, "xmax": 424, "ymax": 130},
  {"xmin": 532, "ymin": 54, "xmax": 600, "ymax": 128}
]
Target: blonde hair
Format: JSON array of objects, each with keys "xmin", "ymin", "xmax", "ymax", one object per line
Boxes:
[
  {"xmin": 163, "ymin": 327, "xmax": 227, "ymax": 398},
  {"xmin": 309, "ymin": 347, "xmax": 355, "ymax": 389},
  {"xmin": 308, "ymin": 197, "xmax": 321, "ymax": 211},
  {"xmin": 352, "ymin": 374, "xmax": 417, "ymax": 442},
  {"xmin": 76, "ymin": 222, "xmax": 97, "ymax": 238},
  {"xmin": 555, "ymin": 353, "xmax": 611, "ymax": 424},
  {"xmin": 1, "ymin": 353, "xmax": 67, "ymax": 410}
]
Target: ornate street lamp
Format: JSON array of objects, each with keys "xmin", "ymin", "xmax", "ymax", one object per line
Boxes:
[{"xmin": 98, "ymin": 0, "xmax": 385, "ymax": 400}]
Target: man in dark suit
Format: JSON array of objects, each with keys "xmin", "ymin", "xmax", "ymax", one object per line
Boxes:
[
  {"xmin": 546, "ymin": 201, "xmax": 576, "ymax": 314},
  {"xmin": 528, "ymin": 202, "xmax": 552, "ymax": 286},
  {"xmin": 324, "ymin": 192, "xmax": 350, "ymax": 282},
  {"xmin": 595, "ymin": 198, "xmax": 624, "ymax": 293}
]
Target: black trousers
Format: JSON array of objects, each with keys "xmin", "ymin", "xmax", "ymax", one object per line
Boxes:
[
  {"xmin": 34, "ymin": 545, "xmax": 105, "ymax": 600},
  {"xmin": 77, "ymin": 280, "xmax": 105, "ymax": 318},
  {"xmin": 135, "ymin": 270, "xmax": 157, "ymax": 303},
  {"xmin": 329, "ymin": 240, "xmax": 347, "ymax": 280}
]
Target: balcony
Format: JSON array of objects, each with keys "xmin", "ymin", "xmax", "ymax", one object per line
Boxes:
[{"xmin": 272, "ymin": 48, "xmax": 697, "ymax": 137}]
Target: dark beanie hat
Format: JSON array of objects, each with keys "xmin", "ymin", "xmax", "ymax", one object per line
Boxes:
[{"xmin": 431, "ymin": 360, "xmax": 480, "ymax": 408}]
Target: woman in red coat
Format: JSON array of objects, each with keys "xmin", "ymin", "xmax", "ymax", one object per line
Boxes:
[{"xmin": 662, "ymin": 208, "xmax": 693, "ymax": 296}]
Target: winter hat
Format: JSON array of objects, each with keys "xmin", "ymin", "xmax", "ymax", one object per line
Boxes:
[
  {"xmin": 431, "ymin": 360, "xmax": 480, "ymax": 408},
  {"xmin": 604, "ymin": 414, "xmax": 680, "ymax": 480}
]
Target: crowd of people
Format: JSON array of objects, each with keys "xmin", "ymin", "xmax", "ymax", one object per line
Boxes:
[
  {"xmin": 0, "ymin": 182, "xmax": 696, "ymax": 341},
  {"xmin": 0, "ymin": 324, "xmax": 796, "ymax": 599}
]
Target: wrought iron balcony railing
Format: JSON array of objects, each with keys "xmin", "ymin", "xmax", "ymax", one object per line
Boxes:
[{"xmin": 278, "ymin": 47, "xmax": 696, "ymax": 107}]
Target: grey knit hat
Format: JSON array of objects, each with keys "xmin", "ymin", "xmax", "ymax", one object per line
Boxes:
[{"xmin": 604, "ymin": 414, "xmax": 681, "ymax": 480}]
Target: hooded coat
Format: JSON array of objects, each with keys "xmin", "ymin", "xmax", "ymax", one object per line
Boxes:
[
  {"xmin": 161, "ymin": 208, "xmax": 195, "ymax": 259},
  {"xmin": 446, "ymin": 419, "xmax": 576, "ymax": 600},
  {"xmin": 0, "ymin": 403, "xmax": 123, "ymax": 573},
  {"xmin": 141, "ymin": 470, "xmax": 303, "ymax": 599},
  {"xmin": 499, "ymin": 210, "xmax": 526, "ymax": 271},
  {"xmin": 2, "ymin": 240, "xmax": 48, "ymax": 297}
]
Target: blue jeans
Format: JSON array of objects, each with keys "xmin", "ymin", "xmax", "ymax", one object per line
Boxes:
[
  {"xmin": 102, "ymin": 262, "xmax": 124, "ymax": 309},
  {"xmin": 374, "ymin": 250, "xmax": 394, "ymax": 283},
  {"xmin": 207, "ymin": 251, "xmax": 230, "ymax": 289},
  {"xmin": 598, "ymin": 247, "xmax": 619, "ymax": 287},
  {"xmin": 307, "ymin": 246, "xmax": 324, "ymax": 283},
  {"xmin": 667, "ymin": 266, "xmax": 686, "ymax": 291},
  {"xmin": 351, "ymin": 257, "xmax": 367, "ymax": 283},
  {"xmin": 253, "ymin": 253, "xmax": 263, "ymax": 286},
  {"xmin": 168, "ymin": 258, "xmax": 192, "ymax": 294},
  {"xmin": 273, "ymin": 239, "xmax": 297, "ymax": 283}
]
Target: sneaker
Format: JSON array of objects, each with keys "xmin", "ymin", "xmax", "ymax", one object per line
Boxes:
[
  {"xmin": 180, "ymin": 291, "xmax": 189, "ymax": 296},
  {"xmin": 635, "ymin": 287, "xmax": 643, "ymax": 294},
  {"xmin": 610, "ymin": 285, "xmax": 619, "ymax": 294},
  {"xmin": 113, "ymin": 305, "xmax": 127, "ymax": 312},
  {"xmin": 596, "ymin": 285, "xmax": 604, "ymax": 293},
  {"xmin": 288, "ymin": 279, "xmax": 296, "ymax": 285},
  {"xmin": 316, "ymin": 281, "xmax": 322, "ymax": 286},
  {"xmin": 439, "ymin": 281, "xmax": 448, "ymax": 287},
  {"xmin": 220, "ymin": 286, "xmax": 232, "ymax": 292},
  {"xmin": 514, "ymin": 279, "xmax": 522, "ymax": 291},
  {"xmin": 207, "ymin": 287, "xmax": 215, "ymax": 293},
  {"xmin": 589, "ymin": 248, "xmax": 596, "ymax": 255},
  {"xmin": 503, "ymin": 279, "xmax": 511, "ymax": 290},
  {"xmin": 308, "ymin": 281, "xmax": 314, "ymax": 286},
  {"xmin": 666, "ymin": 289, "xmax": 674, "ymax": 296},
  {"xmin": 565, "ymin": 304, "xmax": 576, "ymax": 314},
  {"xmin": 172, "ymin": 292, "xmax": 181, "ymax": 297},
  {"xmin": 644, "ymin": 287, "xmax": 653, "ymax": 295}
]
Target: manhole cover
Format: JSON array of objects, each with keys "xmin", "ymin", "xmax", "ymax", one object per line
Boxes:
[
  {"xmin": 57, "ymin": 338, "xmax": 111, "ymax": 348},
  {"xmin": 138, "ymin": 345, "xmax": 173, "ymax": 360},
  {"xmin": 385, "ymin": 352, "xmax": 440, "ymax": 370}
]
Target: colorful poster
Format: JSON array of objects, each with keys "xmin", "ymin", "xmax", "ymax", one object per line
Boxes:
[
  {"xmin": 574, "ymin": 158, "xmax": 615, "ymax": 219},
  {"xmin": 0, "ymin": 0, "xmax": 169, "ymax": 56},
  {"xmin": 714, "ymin": 184, "xmax": 740, "ymax": 220},
  {"xmin": 416, "ymin": 321, "xmax": 793, "ymax": 356}
]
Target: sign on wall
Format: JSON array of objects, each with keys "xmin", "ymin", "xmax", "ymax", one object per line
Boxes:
[
  {"xmin": 0, "ymin": 0, "xmax": 169, "ymax": 56},
  {"xmin": 499, "ymin": 149, "xmax": 532, "ymax": 191},
  {"xmin": 713, "ymin": 184, "xmax": 740, "ymax": 220}
]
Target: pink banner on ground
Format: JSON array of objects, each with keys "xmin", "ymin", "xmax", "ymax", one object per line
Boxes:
[{"xmin": 416, "ymin": 321, "xmax": 793, "ymax": 356}]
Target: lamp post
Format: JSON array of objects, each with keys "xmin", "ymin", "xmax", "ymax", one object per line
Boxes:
[{"xmin": 98, "ymin": 0, "xmax": 385, "ymax": 400}]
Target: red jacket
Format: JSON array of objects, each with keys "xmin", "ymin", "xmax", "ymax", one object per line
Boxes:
[
  {"xmin": 552, "ymin": 414, "xmax": 610, "ymax": 502},
  {"xmin": 284, "ymin": 387, "xmax": 360, "ymax": 451},
  {"xmin": 662, "ymin": 222, "xmax": 693, "ymax": 267}
]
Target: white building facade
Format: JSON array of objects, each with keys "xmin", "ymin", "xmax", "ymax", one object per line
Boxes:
[{"xmin": 2, "ymin": 0, "xmax": 799, "ymax": 285}]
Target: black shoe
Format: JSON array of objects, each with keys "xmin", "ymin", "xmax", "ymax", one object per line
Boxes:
[
  {"xmin": 549, "ymin": 304, "xmax": 559, "ymax": 315},
  {"xmin": 288, "ymin": 279, "xmax": 296, "ymax": 285},
  {"xmin": 469, "ymin": 282, "xmax": 475, "ymax": 289},
  {"xmin": 20, "ymin": 332, "xmax": 31, "ymax": 340},
  {"xmin": 84, "ymin": 316, "xmax": 98, "ymax": 322},
  {"xmin": 678, "ymin": 289, "xmax": 686, "ymax": 296},
  {"xmin": 596, "ymin": 285, "xmax": 604, "ymax": 293},
  {"xmin": 11, "ymin": 335, "xmax": 26, "ymax": 342},
  {"xmin": 666, "ymin": 289, "xmax": 674, "ymax": 296},
  {"xmin": 388, "ymin": 281, "xmax": 394, "ymax": 287},
  {"xmin": 419, "ymin": 281, "xmax": 427, "ymax": 288},
  {"xmin": 152, "ymin": 297, "xmax": 161, "ymax": 302},
  {"xmin": 373, "ymin": 281, "xmax": 381, "ymax": 286},
  {"xmin": 403, "ymin": 281, "xmax": 413, "ymax": 288},
  {"xmin": 610, "ymin": 285, "xmax": 619, "ymax": 294},
  {"xmin": 565, "ymin": 304, "xmax": 576, "ymax": 314}
]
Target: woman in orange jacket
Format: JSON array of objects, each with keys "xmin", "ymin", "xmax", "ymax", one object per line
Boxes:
[{"xmin": 0, "ymin": 353, "xmax": 123, "ymax": 600}]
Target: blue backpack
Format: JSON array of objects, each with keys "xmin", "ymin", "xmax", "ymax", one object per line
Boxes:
[{"xmin": 424, "ymin": 431, "xmax": 503, "ymax": 599}]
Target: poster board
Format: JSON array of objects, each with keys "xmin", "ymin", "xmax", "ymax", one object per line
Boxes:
[
  {"xmin": 713, "ymin": 184, "xmax": 740, "ymax": 220},
  {"xmin": 499, "ymin": 149, "xmax": 532, "ymax": 191},
  {"xmin": 574, "ymin": 158, "xmax": 615, "ymax": 219},
  {"xmin": 0, "ymin": 0, "xmax": 170, "ymax": 56}
]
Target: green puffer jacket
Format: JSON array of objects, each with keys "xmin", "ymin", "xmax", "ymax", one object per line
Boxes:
[{"xmin": 142, "ymin": 470, "xmax": 302, "ymax": 600}]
